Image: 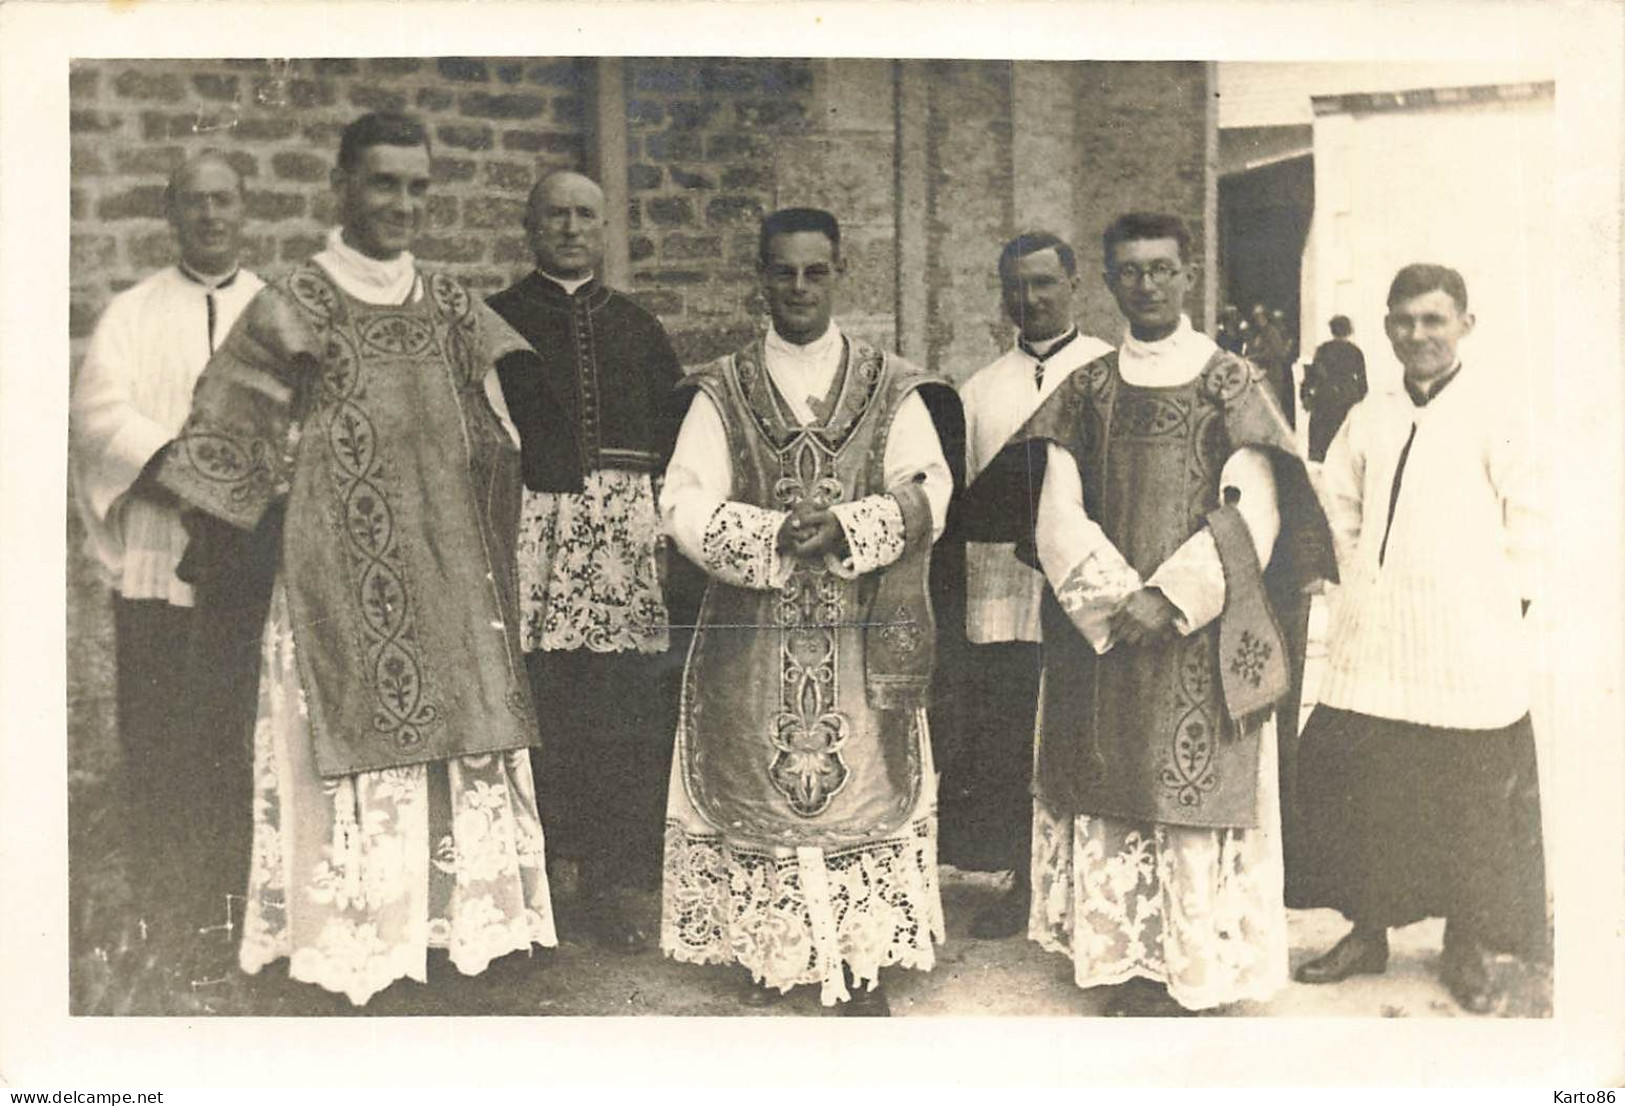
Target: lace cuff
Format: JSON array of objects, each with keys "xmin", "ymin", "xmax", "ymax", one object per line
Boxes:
[
  {"xmin": 1053, "ymin": 544, "xmax": 1143, "ymax": 653},
  {"xmin": 1146, "ymin": 528, "xmax": 1226, "ymax": 635},
  {"xmin": 827, "ymin": 494, "xmax": 906, "ymax": 579},
  {"xmin": 700, "ymin": 501, "xmax": 790, "ymax": 590}
]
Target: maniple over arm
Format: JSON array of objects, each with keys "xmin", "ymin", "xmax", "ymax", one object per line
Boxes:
[
  {"xmin": 661, "ymin": 391, "xmax": 792, "ymax": 591},
  {"xmin": 1145, "ymin": 446, "xmax": 1280, "ymax": 635},
  {"xmin": 825, "ymin": 391, "xmax": 953, "ymax": 578},
  {"xmin": 1035, "ymin": 443, "xmax": 1141, "ymax": 652}
]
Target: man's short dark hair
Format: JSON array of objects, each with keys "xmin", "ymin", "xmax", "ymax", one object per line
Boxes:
[
  {"xmin": 337, "ymin": 112, "xmax": 430, "ymax": 173},
  {"xmin": 1102, "ymin": 212, "xmax": 1192, "ymax": 266},
  {"xmin": 999, "ymin": 231, "xmax": 1076, "ymax": 281},
  {"xmin": 1329, "ymin": 314, "xmax": 1353, "ymax": 338},
  {"xmin": 1386, "ymin": 263, "xmax": 1469, "ymax": 313},
  {"xmin": 758, "ymin": 207, "xmax": 840, "ymax": 265}
]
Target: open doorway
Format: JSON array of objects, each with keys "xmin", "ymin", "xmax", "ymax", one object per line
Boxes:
[{"xmin": 1218, "ymin": 154, "xmax": 1313, "ymax": 365}]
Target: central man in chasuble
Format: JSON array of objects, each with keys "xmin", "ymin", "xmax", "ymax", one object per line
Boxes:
[
  {"xmin": 1016, "ymin": 213, "xmax": 1334, "ymax": 1016},
  {"xmin": 659, "ymin": 208, "xmax": 962, "ymax": 1015}
]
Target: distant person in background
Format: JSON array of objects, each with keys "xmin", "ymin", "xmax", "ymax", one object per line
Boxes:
[
  {"xmin": 1246, "ymin": 303, "xmax": 1295, "ymax": 427},
  {"xmin": 70, "ymin": 152, "xmax": 264, "ymax": 974},
  {"xmin": 1216, "ymin": 303, "xmax": 1248, "ymax": 354},
  {"xmin": 1293, "ymin": 263, "xmax": 1546, "ymax": 1015},
  {"xmin": 1301, "ymin": 315, "xmax": 1368, "ymax": 463},
  {"xmin": 1271, "ymin": 306, "xmax": 1297, "ymax": 366}
]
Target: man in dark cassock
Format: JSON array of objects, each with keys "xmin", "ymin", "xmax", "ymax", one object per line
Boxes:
[
  {"xmin": 935, "ymin": 231, "xmax": 1110, "ymax": 938},
  {"xmin": 487, "ymin": 170, "xmax": 686, "ymax": 950},
  {"xmin": 1293, "ymin": 264, "xmax": 1547, "ymax": 1014}
]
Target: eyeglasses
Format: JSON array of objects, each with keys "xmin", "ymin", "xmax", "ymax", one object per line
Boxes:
[{"xmin": 1107, "ymin": 261, "xmax": 1184, "ymax": 288}]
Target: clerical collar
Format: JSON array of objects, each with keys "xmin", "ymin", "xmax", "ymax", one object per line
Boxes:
[
  {"xmin": 178, "ymin": 262, "xmax": 239, "ymax": 290},
  {"xmin": 1018, "ymin": 325, "xmax": 1079, "ymax": 363},
  {"xmin": 538, "ymin": 269, "xmax": 595, "ymax": 296},
  {"xmin": 1120, "ymin": 313, "xmax": 1195, "ymax": 359},
  {"xmin": 765, "ymin": 320, "xmax": 841, "ymax": 365},
  {"xmin": 1404, "ymin": 362, "xmax": 1463, "ymax": 407},
  {"xmin": 317, "ymin": 226, "xmax": 418, "ymax": 305}
]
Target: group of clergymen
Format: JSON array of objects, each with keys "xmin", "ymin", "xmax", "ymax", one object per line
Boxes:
[{"xmin": 72, "ymin": 110, "xmax": 1546, "ymax": 1017}]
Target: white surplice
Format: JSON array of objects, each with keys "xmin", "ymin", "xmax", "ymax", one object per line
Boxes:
[
  {"xmin": 1027, "ymin": 315, "xmax": 1290, "ymax": 1010},
  {"xmin": 959, "ymin": 327, "xmax": 1113, "ymax": 644},
  {"xmin": 71, "ymin": 265, "xmax": 264, "ymax": 605}
]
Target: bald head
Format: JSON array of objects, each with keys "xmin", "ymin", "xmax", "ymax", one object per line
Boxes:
[
  {"xmin": 524, "ymin": 170, "xmax": 605, "ymax": 280},
  {"xmin": 165, "ymin": 151, "xmax": 246, "ymax": 277}
]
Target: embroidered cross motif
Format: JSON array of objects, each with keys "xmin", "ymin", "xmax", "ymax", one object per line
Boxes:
[
  {"xmin": 877, "ymin": 603, "xmax": 922, "ymax": 655},
  {"xmin": 765, "ymin": 425, "xmax": 851, "ymax": 817},
  {"xmin": 1228, "ymin": 629, "xmax": 1274, "ymax": 689}
]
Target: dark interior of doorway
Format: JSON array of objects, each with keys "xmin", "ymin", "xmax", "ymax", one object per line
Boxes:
[{"xmin": 1218, "ymin": 155, "xmax": 1313, "ymax": 359}]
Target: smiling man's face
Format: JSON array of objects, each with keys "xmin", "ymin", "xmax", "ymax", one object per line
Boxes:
[
  {"xmin": 335, "ymin": 142, "xmax": 431, "ymax": 261},
  {"xmin": 760, "ymin": 229, "xmax": 841, "ymax": 345}
]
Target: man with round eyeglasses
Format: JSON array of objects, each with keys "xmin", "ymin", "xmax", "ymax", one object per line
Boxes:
[{"xmin": 1015, "ymin": 212, "xmax": 1334, "ymax": 1016}]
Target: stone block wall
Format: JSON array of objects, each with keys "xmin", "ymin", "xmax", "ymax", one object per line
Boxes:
[
  {"xmin": 66, "ymin": 56, "xmax": 1214, "ymax": 780},
  {"xmin": 69, "ymin": 57, "xmax": 592, "ymax": 368}
]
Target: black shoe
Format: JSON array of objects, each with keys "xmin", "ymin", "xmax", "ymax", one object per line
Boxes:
[
  {"xmin": 1295, "ymin": 926, "xmax": 1389, "ymax": 984},
  {"xmin": 1440, "ymin": 935, "xmax": 1496, "ymax": 1015},
  {"xmin": 838, "ymin": 982, "xmax": 891, "ymax": 1017},
  {"xmin": 1103, "ymin": 979, "xmax": 1190, "ymax": 1018},
  {"xmin": 970, "ymin": 882, "xmax": 1030, "ymax": 940},
  {"xmin": 739, "ymin": 977, "xmax": 789, "ymax": 1008},
  {"xmin": 582, "ymin": 893, "xmax": 652, "ymax": 954}
]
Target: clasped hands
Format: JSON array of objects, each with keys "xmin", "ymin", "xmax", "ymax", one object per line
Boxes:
[
  {"xmin": 1107, "ymin": 586, "xmax": 1179, "ymax": 647},
  {"xmin": 776, "ymin": 501, "xmax": 847, "ymax": 560}
]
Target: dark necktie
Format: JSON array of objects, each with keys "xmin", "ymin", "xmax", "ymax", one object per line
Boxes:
[
  {"xmin": 180, "ymin": 266, "xmax": 239, "ymax": 354},
  {"xmin": 1018, "ymin": 327, "xmax": 1079, "ymax": 389},
  {"xmin": 1379, "ymin": 365, "xmax": 1462, "ymax": 566}
]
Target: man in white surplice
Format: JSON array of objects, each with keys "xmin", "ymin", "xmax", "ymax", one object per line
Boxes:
[
  {"xmin": 937, "ymin": 230, "xmax": 1113, "ymax": 939},
  {"xmin": 1025, "ymin": 212, "xmax": 1311, "ymax": 1016},
  {"xmin": 659, "ymin": 207, "xmax": 956, "ymax": 1015}
]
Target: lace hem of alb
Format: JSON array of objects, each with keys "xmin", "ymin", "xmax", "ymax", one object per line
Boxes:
[
  {"xmin": 660, "ymin": 817, "xmax": 944, "ymax": 1005},
  {"xmin": 240, "ymin": 908, "xmax": 556, "ymax": 1007},
  {"xmin": 1027, "ymin": 798, "xmax": 1288, "ymax": 1012}
]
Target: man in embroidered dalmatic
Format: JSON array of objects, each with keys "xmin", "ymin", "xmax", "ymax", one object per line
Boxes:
[
  {"xmin": 156, "ymin": 113, "xmax": 556, "ymax": 1005},
  {"xmin": 937, "ymin": 232, "xmax": 1111, "ymax": 938},
  {"xmin": 1292, "ymin": 265, "xmax": 1547, "ymax": 1014},
  {"xmin": 487, "ymin": 171, "xmax": 683, "ymax": 949},
  {"xmin": 70, "ymin": 152, "xmax": 265, "ymax": 959},
  {"xmin": 659, "ymin": 208, "xmax": 960, "ymax": 1015},
  {"xmin": 1019, "ymin": 213, "xmax": 1333, "ymax": 1015}
]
